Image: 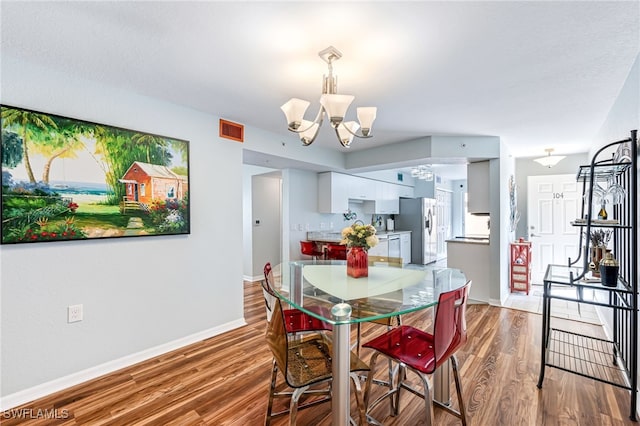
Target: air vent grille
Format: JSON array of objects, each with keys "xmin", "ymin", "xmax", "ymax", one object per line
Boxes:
[{"xmin": 219, "ymin": 119, "xmax": 244, "ymax": 142}]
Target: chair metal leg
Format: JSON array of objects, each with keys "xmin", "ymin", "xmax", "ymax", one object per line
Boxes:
[
  {"xmin": 289, "ymin": 385, "xmax": 310, "ymax": 425},
  {"xmin": 350, "ymin": 372, "xmax": 367, "ymax": 426},
  {"xmin": 416, "ymin": 371, "xmax": 435, "ymax": 426},
  {"xmin": 363, "ymin": 351, "xmax": 380, "ymax": 411},
  {"xmin": 265, "ymin": 359, "xmax": 278, "ymax": 426},
  {"xmin": 451, "ymin": 355, "xmax": 468, "ymax": 426}
]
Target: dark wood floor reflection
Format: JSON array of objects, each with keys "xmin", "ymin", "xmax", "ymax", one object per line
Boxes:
[{"xmin": 2, "ymin": 281, "xmax": 636, "ymax": 425}]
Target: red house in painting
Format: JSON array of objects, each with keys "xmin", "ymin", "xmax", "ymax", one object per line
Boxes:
[{"xmin": 118, "ymin": 161, "xmax": 188, "ymax": 206}]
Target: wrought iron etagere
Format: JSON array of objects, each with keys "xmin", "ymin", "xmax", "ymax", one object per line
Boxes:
[{"xmin": 537, "ymin": 130, "xmax": 638, "ymax": 421}]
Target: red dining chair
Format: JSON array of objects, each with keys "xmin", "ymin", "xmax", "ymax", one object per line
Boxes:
[
  {"xmin": 325, "ymin": 243, "xmax": 347, "ymax": 260},
  {"xmin": 362, "ymin": 280, "xmax": 472, "ymax": 425},
  {"xmin": 264, "ymin": 293, "xmax": 369, "ymax": 425},
  {"xmin": 300, "ymin": 240, "xmax": 324, "ymax": 262},
  {"xmin": 263, "ymin": 262, "xmax": 332, "ymax": 334}
]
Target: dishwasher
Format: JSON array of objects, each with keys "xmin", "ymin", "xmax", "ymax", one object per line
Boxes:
[{"xmin": 388, "ymin": 234, "xmax": 401, "ymax": 259}]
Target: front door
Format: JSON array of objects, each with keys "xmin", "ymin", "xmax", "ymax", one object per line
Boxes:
[{"xmin": 527, "ymin": 174, "xmax": 581, "ymax": 284}]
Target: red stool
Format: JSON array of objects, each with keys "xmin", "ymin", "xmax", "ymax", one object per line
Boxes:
[
  {"xmin": 325, "ymin": 243, "xmax": 347, "ymax": 260},
  {"xmin": 262, "ymin": 263, "xmax": 332, "ymax": 334},
  {"xmin": 363, "ymin": 281, "xmax": 472, "ymax": 425},
  {"xmin": 300, "ymin": 241, "xmax": 324, "ymax": 261}
]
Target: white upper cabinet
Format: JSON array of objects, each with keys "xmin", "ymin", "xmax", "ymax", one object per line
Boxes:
[
  {"xmin": 318, "ymin": 172, "xmax": 350, "ymax": 213},
  {"xmin": 397, "ymin": 184, "xmax": 414, "ymax": 198},
  {"xmin": 467, "ymin": 160, "xmax": 490, "ymax": 214},
  {"xmin": 319, "ymin": 172, "xmax": 414, "ymax": 214},
  {"xmin": 347, "ymin": 175, "xmax": 376, "ymax": 200}
]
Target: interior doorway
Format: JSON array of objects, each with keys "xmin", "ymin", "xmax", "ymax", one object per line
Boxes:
[{"xmin": 250, "ymin": 172, "xmax": 282, "ymax": 280}]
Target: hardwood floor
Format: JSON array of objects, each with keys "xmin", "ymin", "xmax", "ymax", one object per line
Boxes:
[{"xmin": 2, "ymin": 281, "xmax": 636, "ymax": 425}]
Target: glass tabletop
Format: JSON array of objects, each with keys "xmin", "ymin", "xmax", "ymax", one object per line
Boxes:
[{"xmin": 272, "ymin": 260, "xmax": 468, "ymax": 325}]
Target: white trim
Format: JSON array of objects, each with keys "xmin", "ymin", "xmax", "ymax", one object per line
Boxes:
[
  {"xmin": 243, "ymin": 274, "xmax": 262, "ymax": 282},
  {"xmin": 0, "ymin": 318, "xmax": 247, "ymax": 411}
]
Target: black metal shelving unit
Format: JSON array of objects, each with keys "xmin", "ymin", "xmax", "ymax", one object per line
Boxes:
[{"xmin": 537, "ymin": 130, "xmax": 638, "ymax": 421}]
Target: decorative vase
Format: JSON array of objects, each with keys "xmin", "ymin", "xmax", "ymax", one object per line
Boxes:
[
  {"xmin": 589, "ymin": 246, "xmax": 607, "ymax": 277},
  {"xmin": 347, "ymin": 246, "xmax": 368, "ymax": 278},
  {"xmin": 597, "ymin": 203, "xmax": 608, "ymax": 220},
  {"xmin": 599, "ymin": 251, "xmax": 619, "ymax": 287}
]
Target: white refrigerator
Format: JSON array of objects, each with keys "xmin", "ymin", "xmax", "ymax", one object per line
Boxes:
[{"xmin": 396, "ymin": 197, "xmax": 437, "ymax": 264}]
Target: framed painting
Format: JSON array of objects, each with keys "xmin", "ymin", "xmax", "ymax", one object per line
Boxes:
[{"xmin": 1, "ymin": 105, "xmax": 190, "ymax": 244}]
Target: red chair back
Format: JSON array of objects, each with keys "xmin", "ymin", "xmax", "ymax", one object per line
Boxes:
[
  {"xmin": 300, "ymin": 240, "xmax": 323, "ymax": 257},
  {"xmin": 263, "ymin": 262, "xmax": 275, "ymax": 294},
  {"xmin": 326, "ymin": 244, "xmax": 347, "ymax": 260},
  {"xmin": 433, "ymin": 281, "xmax": 471, "ymax": 368}
]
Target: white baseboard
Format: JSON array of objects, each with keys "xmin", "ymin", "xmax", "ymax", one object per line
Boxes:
[
  {"xmin": 243, "ymin": 274, "xmax": 262, "ymax": 282},
  {"xmin": 0, "ymin": 318, "xmax": 247, "ymax": 411}
]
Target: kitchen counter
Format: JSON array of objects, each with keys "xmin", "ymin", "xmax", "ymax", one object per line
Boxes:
[
  {"xmin": 446, "ymin": 237, "xmax": 489, "ymax": 245},
  {"xmin": 307, "ymin": 230, "xmax": 411, "ymax": 243},
  {"xmin": 447, "ymin": 237, "xmax": 490, "ymax": 303},
  {"xmin": 376, "ymin": 231, "xmax": 411, "ymax": 238}
]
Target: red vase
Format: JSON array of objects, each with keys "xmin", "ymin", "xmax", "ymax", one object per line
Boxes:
[{"xmin": 347, "ymin": 246, "xmax": 369, "ymax": 278}]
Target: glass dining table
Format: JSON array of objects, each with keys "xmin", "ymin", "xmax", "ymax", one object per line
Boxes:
[{"xmin": 272, "ymin": 260, "xmax": 468, "ymax": 426}]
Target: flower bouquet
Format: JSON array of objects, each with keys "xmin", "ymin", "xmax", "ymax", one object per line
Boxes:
[{"xmin": 341, "ymin": 222, "xmax": 378, "ymax": 278}]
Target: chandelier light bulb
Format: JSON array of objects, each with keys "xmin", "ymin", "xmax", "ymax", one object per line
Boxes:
[{"xmin": 281, "ymin": 46, "xmax": 377, "ymax": 147}]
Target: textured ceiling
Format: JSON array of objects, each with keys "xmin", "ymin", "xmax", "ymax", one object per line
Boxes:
[{"xmin": 1, "ymin": 1, "xmax": 638, "ymax": 163}]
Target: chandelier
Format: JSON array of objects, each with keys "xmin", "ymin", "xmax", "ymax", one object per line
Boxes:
[
  {"xmin": 411, "ymin": 165, "xmax": 434, "ymax": 181},
  {"xmin": 280, "ymin": 46, "xmax": 377, "ymax": 148},
  {"xmin": 534, "ymin": 148, "xmax": 565, "ymax": 168}
]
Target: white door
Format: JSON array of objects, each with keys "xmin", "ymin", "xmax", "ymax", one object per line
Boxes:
[
  {"xmin": 527, "ymin": 174, "xmax": 581, "ymax": 284},
  {"xmin": 435, "ymin": 189, "xmax": 452, "ymax": 260}
]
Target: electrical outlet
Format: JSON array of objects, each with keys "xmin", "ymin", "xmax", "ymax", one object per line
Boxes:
[{"xmin": 68, "ymin": 304, "xmax": 83, "ymax": 323}]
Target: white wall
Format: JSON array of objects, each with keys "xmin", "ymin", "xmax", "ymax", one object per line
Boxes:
[
  {"xmin": 493, "ymin": 144, "xmax": 516, "ymax": 305},
  {"xmin": 283, "ymin": 169, "xmax": 345, "ymax": 261},
  {"xmin": 588, "ymin": 53, "xmax": 639, "ymax": 337},
  {"xmin": 1, "ymin": 56, "xmax": 244, "ymax": 405}
]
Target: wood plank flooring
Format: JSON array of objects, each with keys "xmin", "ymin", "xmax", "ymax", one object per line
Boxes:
[{"xmin": 2, "ymin": 281, "xmax": 636, "ymax": 425}]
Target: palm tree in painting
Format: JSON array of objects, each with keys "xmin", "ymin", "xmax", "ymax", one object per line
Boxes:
[
  {"xmin": 37, "ymin": 117, "xmax": 89, "ymax": 184},
  {"xmin": 131, "ymin": 133, "xmax": 169, "ymax": 164},
  {"xmin": 1, "ymin": 106, "xmax": 58, "ymax": 183}
]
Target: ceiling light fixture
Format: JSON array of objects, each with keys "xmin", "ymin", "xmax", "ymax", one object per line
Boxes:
[
  {"xmin": 280, "ymin": 46, "xmax": 377, "ymax": 148},
  {"xmin": 534, "ymin": 148, "xmax": 565, "ymax": 168},
  {"xmin": 410, "ymin": 165, "xmax": 434, "ymax": 181}
]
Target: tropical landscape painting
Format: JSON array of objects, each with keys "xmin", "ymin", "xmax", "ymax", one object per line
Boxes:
[{"xmin": 1, "ymin": 105, "xmax": 190, "ymax": 244}]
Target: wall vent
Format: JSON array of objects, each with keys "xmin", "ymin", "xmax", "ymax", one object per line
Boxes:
[{"xmin": 219, "ymin": 119, "xmax": 244, "ymax": 142}]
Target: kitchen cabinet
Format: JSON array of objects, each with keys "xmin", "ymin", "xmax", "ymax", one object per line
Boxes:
[
  {"xmin": 318, "ymin": 171, "xmax": 413, "ymax": 215},
  {"xmin": 400, "ymin": 232, "xmax": 411, "ymax": 264},
  {"xmin": 398, "ymin": 184, "xmax": 413, "ymax": 198},
  {"xmin": 318, "ymin": 172, "xmax": 349, "ymax": 213},
  {"xmin": 467, "ymin": 160, "xmax": 490, "ymax": 214},
  {"xmin": 347, "ymin": 174, "xmax": 376, "ymax": 200},
  {"xmin": 368, "ymin": 236, "xmax": 389, "ymax": 257},
  {"xmin": 446, "ymin": 239, "xmax": 490, "ymax": 302},
  {"xmin": 364, "ymin": 182, "xmax": 398, "ymax": 214}
]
